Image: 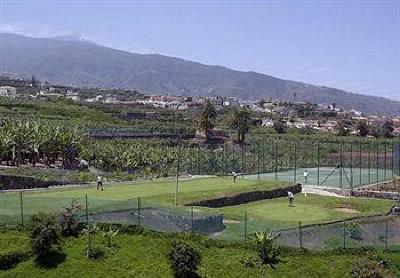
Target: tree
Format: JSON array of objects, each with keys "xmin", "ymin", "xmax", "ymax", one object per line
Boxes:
[
  {"xmin": 336, "ymin": 121, "xmax": 350, "ymax": 136},
  {"xmin": 230, "ymin": 107, "xmax": 251, "ymax": 144},
  {"xmin": 357, "ymin": 121, "xmax": 369, "ymax": 137},
  {"xmin": 257, "ymin": 98, "xmax": 267, "ymax": 109},
  {"xmin": 197, "ymin": 99, "xmax": 217, "ymax": 141},
  {"xmin": 31, "ymin": 75, "xmax": 37, "ymax": 87},
  {"xmin": 383, "ymin": 120, "xmax": 394, "ymax": 138},
  {"xmin": 273, "ymin": 120, "xmax": 286, "ymax": 134}
]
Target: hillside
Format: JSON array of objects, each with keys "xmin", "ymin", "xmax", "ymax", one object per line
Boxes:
[
  {"xmin": 2, "ymin": 229, "xmax": 400, "ymax": 277},
  {"xmin": 0, "ymin": 33, "xmax": 399, "ymax": 115}
]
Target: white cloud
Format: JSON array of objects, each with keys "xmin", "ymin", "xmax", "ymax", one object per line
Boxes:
[{"xmin": 0, "ymin": 23, "xmax": 73, "ymax": 38}]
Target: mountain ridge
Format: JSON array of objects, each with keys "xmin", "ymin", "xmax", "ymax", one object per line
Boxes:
[{"xmin": 0, "ymin": 33, "xmax": 399, "ymax": 116}]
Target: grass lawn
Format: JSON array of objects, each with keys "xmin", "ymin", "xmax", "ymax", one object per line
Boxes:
[
  {"xmin": 1, "ymin": 229, "xmax": 400, "ymax": 277},
  {"xmin": 0, "ymin": 177, "xmax": 287, "ymax": 224},
  {"xmin": 198, "ymin": 194, "xmax": 394, "ymax": 240},
  {"xmin": 0, "ymin": 176, "xmax": 394, "ymax": 242}
]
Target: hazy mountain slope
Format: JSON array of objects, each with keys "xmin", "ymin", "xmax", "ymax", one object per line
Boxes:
[{"xmin": 0, "ymin": 33, "xmax": 399, "ymax": 115}]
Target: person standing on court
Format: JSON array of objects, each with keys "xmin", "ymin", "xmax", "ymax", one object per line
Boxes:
[
  {"xmin": 97, "ymin": 175, "xmax": 104, "ymax": 191},
  {"xmin": 287, "ymin": 191, "xmax": 295, "ymax": 206},
  {"xmin": 303, "ymin": 169, "xmax": 308, "ymax": 184},
  {"xmin": 232, "ymin": 171, "xmax": 238, "ymax": 182}
]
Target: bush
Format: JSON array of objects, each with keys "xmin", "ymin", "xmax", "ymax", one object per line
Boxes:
[
  {"xmin": 254, "ymin": 230, "xmax": 281, "ymax": 269},
  {"xmin": 30, "ymin": 213, "xmax": 61, "ymax": 263},
  {"xmin": 102, "ymin": 226, "xmax": 119, "ymax": 248},
  {"xmin": 0, "ymin": 252, "xmax": 28, "ymax": 270},
  {"xmin": 239, "ymin": 254, "xmax": 256, "ymax": 268},
  {"xmin": 87, "ymin": 247, "xmax": 105, "ymax": 261},
  {"xmin": 168, "ymin": 241, "xmax": 201, "ymax": 278},
  {"xmin": 350, "ymin": 257, "xmax": 383, "ymax": 278},
  {"xmin": 29, "ymin": 212, "xmax": 58, "ymax": 233},
  {"xmin": 348, "ymin": 223, "xmax": 363, "ymax": 241},
  {"xmin": 59, "ymin": 200, "xmax": 82, "ymax": 237}
]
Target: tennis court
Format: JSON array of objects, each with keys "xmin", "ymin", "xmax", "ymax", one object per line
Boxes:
[{"xmin": 244, "ymin": 166, "xmax": 395, "ymax": 188}]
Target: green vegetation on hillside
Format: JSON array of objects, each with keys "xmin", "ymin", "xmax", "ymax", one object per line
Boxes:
[{"xmin": 1, "ymin": 229, "xmax": 399, "ymax": 277}]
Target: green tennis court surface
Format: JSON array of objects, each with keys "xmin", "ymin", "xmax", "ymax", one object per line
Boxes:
[{"xmin": 244, "ymin": 167, "xmax": 395, "ymax": 188}]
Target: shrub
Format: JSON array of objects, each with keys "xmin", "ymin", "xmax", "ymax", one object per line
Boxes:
[
  {"xmin": 102, "ymin": 226, "xmax": 119, "ymax": 248},
  {"xmin": 348, "ymin": 223, "xmax": 363, "ymax": 241},
  {"xmin": 239, "ymin": 254, "xmax": 256, "ymax": 268},
  {"xmin": 30, "ymin": 213, "xmax": 61, "ymax": 264},
  {"xmin": 168, "ymin": 241, "xmax": 201, "ymax": 278},
  {"xmin": 0, "ymin": 252, "xmax": 28, "ymax": 270},
  {"xmin": 254, "ymin": 230, "xmax": 281, "ymax": 269},
  {"xmin": 29, "ymin": 212, "xmax": 58, "ymax": 233},
  {"xmin": 350, "ymin": 257, "xmax": 383, "ymax": 278},
  {"xmin": 82, "ymin": 222, "xmax": 99, "ymax": 259},
  {"xmin": 87, "ymin": 247, "xmax": 105, "ymax": 261},
  {"xmin": 59, "ymin": 200, "xmax": 82, "ymax": 237}
]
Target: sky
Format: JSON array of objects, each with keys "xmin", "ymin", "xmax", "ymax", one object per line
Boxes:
[{"xmin": 0, "ymin": 0, "xmax": 399, "ymax": 100}]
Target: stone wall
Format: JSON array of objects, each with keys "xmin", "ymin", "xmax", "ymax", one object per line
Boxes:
[
  {"xmin": 0, "ymin": 174, "xmax": 76, "ymax": 190},
  {"xmin": 324, "ymin": 187, "xmax": 399, "ymax": 200}
]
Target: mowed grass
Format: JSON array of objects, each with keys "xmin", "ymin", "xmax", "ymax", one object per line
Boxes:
[
  {"xmin": 198, "ymin": 194, "xmax": 394, "ymax": 239},
  {"xmin": 2, "ymin": 230, "xmax": 400, "ymax": 277},
  {"xmin": 0, "ymin": 177, "xmax": 287, "ymax": 224},
  {"xmin": 0, "ymin": 176, "xmax": 394, "ymax": 241}
]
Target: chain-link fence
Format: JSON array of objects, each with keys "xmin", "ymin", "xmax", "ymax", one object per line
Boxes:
[{"xmin": 0, "ymin": 136, "xmax": 399, "ymax": 251}]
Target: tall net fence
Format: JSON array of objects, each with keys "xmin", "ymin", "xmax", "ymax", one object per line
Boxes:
[
  {"xmin": 276, "ymin": 216, "xmax": 400, "ymax": 251},
  {"xmin": 0, "ymin": 190, "xmax": 223, "ymax": 235},
  {"xmin": 0, "ymin": 136, "xmax": 399, "ymax": 251}
]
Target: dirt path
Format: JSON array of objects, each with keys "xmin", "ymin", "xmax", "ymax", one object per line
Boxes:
[{"xmin": 301, "ymin": 187, "xmax": 347, "ymax": 198}]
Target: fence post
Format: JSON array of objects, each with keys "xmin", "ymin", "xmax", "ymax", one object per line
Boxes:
[
  {"xmin": 85, "ymin": 194, "xmax": 88, "ymax": 224},
  {"xmin": 262, "ymin": 139, "xmax": 266, "ymax": 173},
  {"xmin": 175, "ymin": 150, "xmax": 180, "ymax": 206},
  {"xmin": 274, "ymin": 140, "xmax": 278, "ymax": 181},
  {"xmin": 294, "ymin": 142, "xmax": 297, "ymax": 183},
  {"xmin": 191, "ymin": 206, "xmax": 194, "ymax": 233},
  {"xmin": 359, "ymin": 140, "xmax": 362, "ymax": 186},
  {"xmin": 340, "ymin": 140, "xmax": 344, "ymax": 188},
  {"xmin": 317, "ymin": 141, "xmax": 320, "ymax": 186},
  {"xmin": 391, "ymin": 142, "xmax": 395, "ymax": 178},
  {"xmin": 244, "ymin": 211, "xmax": 247, "ymax": 241},
  {"xmin": 241, "ymin": 144, "xmax": 244, "ymax": 175},
  {"xmin": 19, "ymin": 191, "xmax": 24, "ymax": 227},
  {"xmin": 197, "ymin": 147, "xmax": 200, "ymax": 175},
  {"xmin": 298, "ymin": 221, "xmax": 303, "ymax": 249},
  {"xmin": 224, "ymin": 143, "xmax": 227, "ymax": 176},
  {"xmin": 376, "ymin": 139, "xmax": 379, "ymax": 185},
  {"xmin": 350, "ymin": 141, "xmax": 354, "ymax": 190},
  {"xmin": 257, "ymin": 143, "xmax": 260, "ymax": 181},
  {"xmin": 368, "ymin": 142, "xmax": 371, "ymax": 184},
  {"xmin": 343, "ymin": 221, "xmax": 346, "ymax": 249},
  {"xmin": 384, "ymin": 140, "xmax": 387, "ymax": 180},
  {"xmin": 137, "ymin": 197, "xmax": 141, "ymax": 227},
  {"xmin": 385, "ymin": 218, "xmax": 388, "ymax": 251}
]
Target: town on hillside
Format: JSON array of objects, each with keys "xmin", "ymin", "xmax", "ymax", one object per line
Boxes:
[{"xmin": 1, "ymin": 75, "xmax": 399, "ymax": 138}]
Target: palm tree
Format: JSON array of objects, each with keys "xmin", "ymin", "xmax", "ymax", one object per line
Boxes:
[
  {"xmin": 230, "ymin": 107, "xmax": 251, "ymax": 144},
  {"xmin": 197, "ymin": 99, "xmax": 217, "ymax": 141}
]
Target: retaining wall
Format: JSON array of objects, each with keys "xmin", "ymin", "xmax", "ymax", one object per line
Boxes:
[{"xmin": 187, "ymin": 183, "xmax": 302, "ymax": 208}]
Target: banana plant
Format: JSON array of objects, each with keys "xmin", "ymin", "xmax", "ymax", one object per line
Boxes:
[{"xmin": 102, "ymin": 226, "xmax": 119, "ymax": 248}]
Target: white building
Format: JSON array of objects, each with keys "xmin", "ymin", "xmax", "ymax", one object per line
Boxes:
[
  {"xmin": 0, "ymin": 86, "xmax": 17, "ymax": 98},
  {"xmin": 262, "ymin": 118, "xmax": 274, "ymax": 127}
]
